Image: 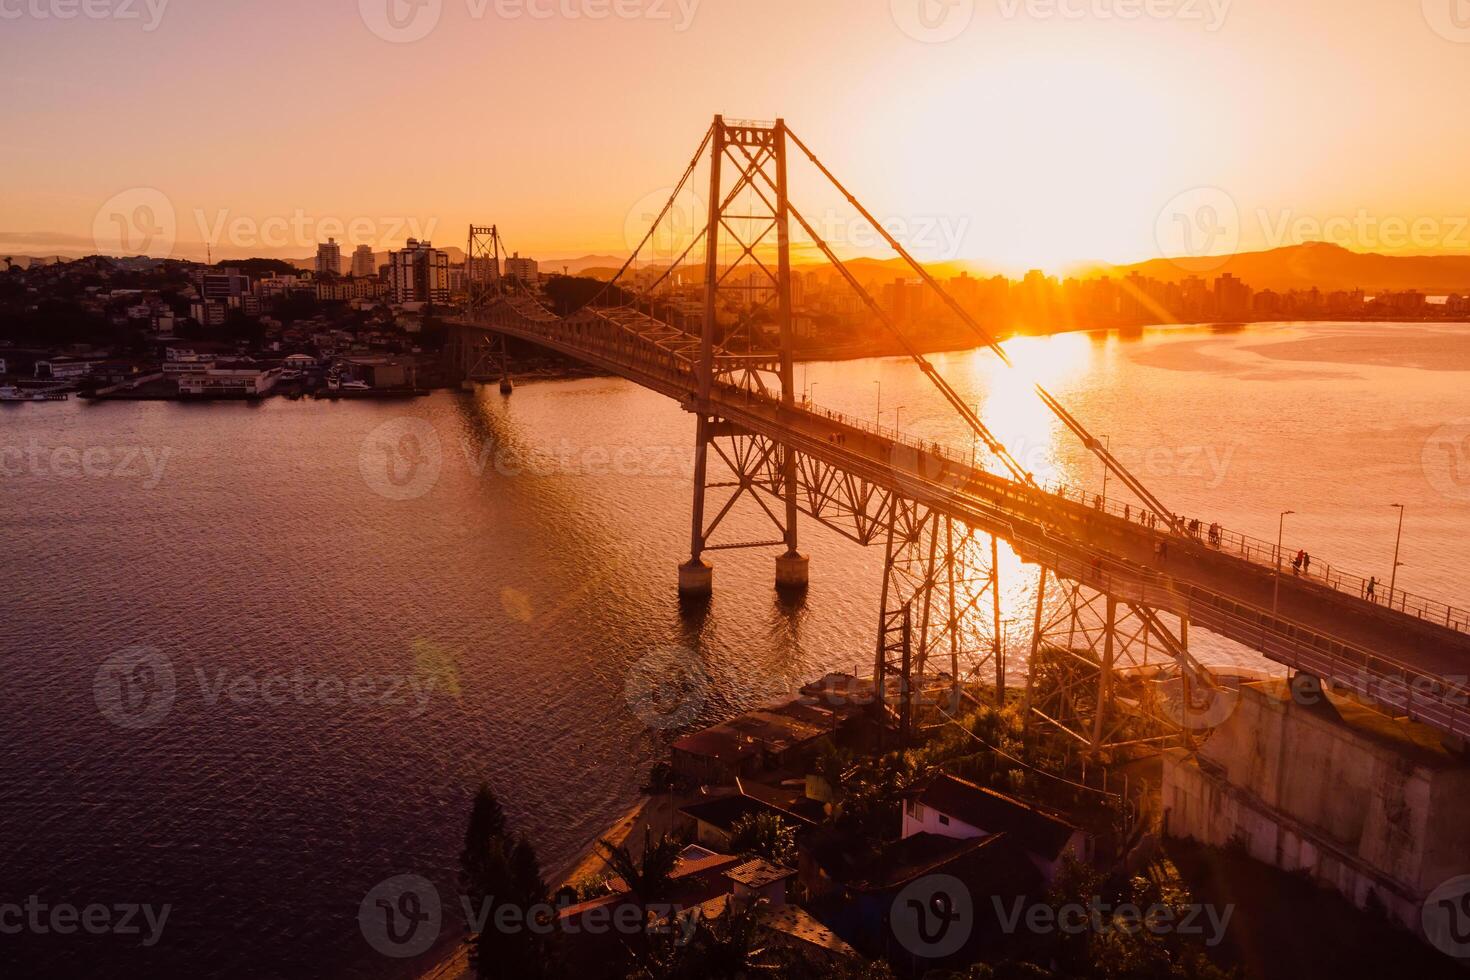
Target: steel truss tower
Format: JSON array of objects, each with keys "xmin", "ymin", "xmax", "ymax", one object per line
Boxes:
[
  {"xmin": 681, "ymin": 117, "xmax": 805, "ymax": 596},
  {"xmin": 1024, "ymin": 571, "xmax": 1207, "ymax": 754},
  {"xmin": 452, "ymin": 225, "xmax": 513, "ymax": 392}
]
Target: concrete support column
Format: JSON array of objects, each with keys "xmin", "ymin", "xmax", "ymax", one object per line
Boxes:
[
  {"xmin": 678, "ymin": 559, "xmax": 713, "ymax": 597},
  {"xmin": 776, "ymin": 552, "xmax": 810, "ymax": 592}
]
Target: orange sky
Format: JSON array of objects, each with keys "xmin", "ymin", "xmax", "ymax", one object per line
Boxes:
[{"xmin": 5, "ymin": 0, "xmax": 1470, "ymax": 274}]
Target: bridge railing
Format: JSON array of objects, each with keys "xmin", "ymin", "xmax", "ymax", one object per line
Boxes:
[
  {"xmin": 775, "ymin": 392, "xmax": 1470, "ymax": 637},
  {"xmin": 1011, "ymin": 533, "xmax": 1470, "ymax": 739},
  {"xmin": 1041, "ymin": 479, "xmax": 1470, "ymax": 636}
]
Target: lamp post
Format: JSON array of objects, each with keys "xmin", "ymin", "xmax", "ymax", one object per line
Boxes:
[
  {"xmin": 1100, "ymin": 435, "xmax": 1111, "ymax": 503},
  {"xmin": 970, "ymin": 403, "xmax": 980, "ymax": 468},
  {"xmin": 872, "ymin": 380, "xmax": 883, "ymax": 427},
  {"xmin": 894, "ymin": 406, "xmax": 905, "ymax": 436},
  {"xmin": 809, "ymin": 382, "xmax": 818, "ymax": 409},
  {"xmin": 1272, "ymin": 510, "xmax": 1295, "ymax": 618},
  {"xmin": 1389, "ymin": 503, "xmax": 1406, "ymax": 606}
]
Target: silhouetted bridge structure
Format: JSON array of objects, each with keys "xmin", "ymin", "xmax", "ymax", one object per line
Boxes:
[{"xmin": 447, "ymin": 117, "xmax": 1470, "ymax": 748}]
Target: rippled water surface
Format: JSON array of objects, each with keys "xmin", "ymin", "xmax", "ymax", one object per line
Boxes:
[{"xmin": 2, "ymin": 321, "xmax": 1468, "ymax": 977}]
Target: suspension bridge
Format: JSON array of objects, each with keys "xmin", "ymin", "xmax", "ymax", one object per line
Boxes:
[{"xmin": 445, "ymin": 116, "xmax": 1470, "ymax": 750}]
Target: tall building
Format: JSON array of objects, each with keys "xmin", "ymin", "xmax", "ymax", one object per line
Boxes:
[
  {"xmin": 351, "ymin": 244, "xmax": 376, "ymax": 278},
  {"xmin": 200, "ymin": 270, "xmax": 250, "ymax": 301},
  {"xmin": 316, "ymin": 238, "xmax": 342, "ymax": 278},
  {"xmin": 389, "ymin": 239, "xmax": 450, "ymax": 304},
  {"xmin": 1215, "ymin": 273, "xmax": 1252, "ymax": 318},
  {"xmin": 503, "ymin": 253, "xmax": 539, "ymax": 286}
]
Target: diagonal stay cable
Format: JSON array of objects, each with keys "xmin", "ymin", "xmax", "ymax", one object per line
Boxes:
[{"xmin": 786, "ymin": 126, "xmax": 1179, "ymax": 532}]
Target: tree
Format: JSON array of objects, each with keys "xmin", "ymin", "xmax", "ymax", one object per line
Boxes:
[
  {"xmin": 459, "ymin": 784, "xmax": 554, "ymax": 980},
  {"xmin": 597, "ymin": 828, "xmax": 681, "ymax": 909},
  {"xmin": 728, "ymin": 812, "xmax": 797, "ymax": 867}
]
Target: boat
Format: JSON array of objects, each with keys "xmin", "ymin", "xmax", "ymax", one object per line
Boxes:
[{"xmin": 0, "ymin": 385, "xmax": 69, "ymax": 403}]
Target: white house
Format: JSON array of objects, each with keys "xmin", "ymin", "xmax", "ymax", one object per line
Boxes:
[{"xmin": 903, "ymin": 774, "xmax": 1093, "ymax": 882}]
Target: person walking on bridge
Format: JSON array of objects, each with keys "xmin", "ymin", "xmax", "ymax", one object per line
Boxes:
[{"xmin": 1367, "ymin": 576, "xmax": 1377, "ymax": 602}]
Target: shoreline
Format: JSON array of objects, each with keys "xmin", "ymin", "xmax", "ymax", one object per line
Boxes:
[{"xmin": 16, "ymin": 315, "xmax": 1470, "ymax": 406}]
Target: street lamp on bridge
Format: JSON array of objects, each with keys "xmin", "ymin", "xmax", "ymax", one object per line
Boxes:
[
  {"xmin": 1389, "ymin": 503, "xmax": 1406, "ymax": 607},
  {"xmin": 872, "ymin": 380, "xmax": 882, "ymax": 426},
  {"xmin": 894, "ymin": 406, "xmax": 906, "ymax": 436}
]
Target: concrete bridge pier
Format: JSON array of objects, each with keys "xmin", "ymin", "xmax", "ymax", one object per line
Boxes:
[
  {"xmin": 775, "ymin": 551, "xmax": 810, "ymax": 592},
  {"xmin": 678, "ymin": 559, "xmax": 713, "ymax": 597}
]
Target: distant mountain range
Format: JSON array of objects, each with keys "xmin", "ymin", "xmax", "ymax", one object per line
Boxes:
[
  {"xmin": 11, "ymin": 241, "xmax": 1470, "ymax": 294},
  {"xmin": 1079, "ymin": 242, "xmax": 1470, "ymax": 294}
]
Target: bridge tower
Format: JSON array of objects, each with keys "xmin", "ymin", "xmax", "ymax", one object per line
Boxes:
[
  {"xmin": 455, "ymin": 225, "xmax": 513, "ymax": 394},
  {"xmin": 873, "ymin": 500, "xmax": 1005, "ymax": 741},
  {"xmin": 680, "ymin": 116, "xmax": 806, "ymax": 597}
]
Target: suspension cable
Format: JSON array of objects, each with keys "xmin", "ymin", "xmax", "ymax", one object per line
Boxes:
[{"xmin": 786, "ymin": 126, "xmax": 1179, "ymax": 532}]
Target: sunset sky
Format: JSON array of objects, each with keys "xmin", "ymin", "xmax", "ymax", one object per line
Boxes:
[{"xmin": 5, "ymin": 0, "xmax": 1470, "ymax": 274}]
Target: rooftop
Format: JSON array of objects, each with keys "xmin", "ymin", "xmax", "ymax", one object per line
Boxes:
[
  {"xmin": 805, "ymin": 829, "xmax": 1041, "ymax": 895},
  {"xmin": 725, "ymin": 858, "xmax": 795, "ymax": 890},
  {"xmin": 915, "ymin": 774, "xmax": 1081, "ymax": 860}
]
